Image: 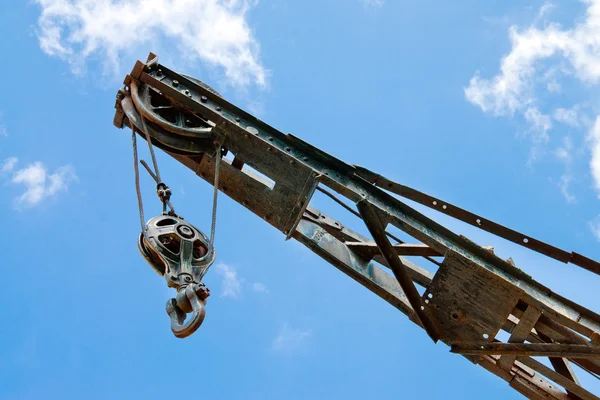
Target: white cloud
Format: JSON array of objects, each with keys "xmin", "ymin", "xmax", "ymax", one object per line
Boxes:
[
  {"xmin": 0, "ymin": 111, "xmax": 6, "ymax": 137},
  {"xmin": 554, "ymin": 136, "xmax": 576, "ymax": 203},
  {"xmin": 251, "ymin": 282, "xmax": 268, "ymax": 293},
  {"xmin": 271, "ymin": 323, "xmax": 312, "ymax": 354},
  {"xmin": 542, "ymin": 68, "xmax": 562, "ymax": 93},
  {"xmin": 364, "ymin": 0, "xmax": 384, "ymax": 7},
  {"xmin": 554, "ymin": 106, "xmax": 582, "ymax": 127},
  {"xmin": 34, "ymin": 0, "xmax": 267, "ymax": 87},
  {"xmin": 557, "ymin": 173, "xmax": 576, "ymax": 204},
  {"xmin": 465, "ymin": 1, "xmax": 600, "ymax": 197},
  {"xmin": 589, "ymin": 117, "xmax": 600, "ymax": 196},
  {"xmin": 1, "ymin": 157, "xmax": 18, "ymax": 174},
  {"xmin": 554, "ymin": 136, "xmax": 573, "ymax": 165},
  {"xmin": 590, "ymin": 215, "xmax": 600, "ymax": 241},
  {"xmin": 8, "ymin": 161, "xmax": 77, "ymax": 208},
  {"xmin": 214, "ymin": 263, "xmax": 268, "ymax": 297},
  {"xmin": 465, "ymin": 1, "xmax": 600, "ymax": 115},
  {"xmin": 215, "ymin": 263, "xmax": 242, "ymax": 298},
  {"xmin": 524, "ymin": 107, "xmax": 551, "ymax": 144}
]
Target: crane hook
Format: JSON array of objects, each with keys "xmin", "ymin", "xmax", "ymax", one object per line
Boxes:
[{"xmin": 166, "ymin": 283, "xmax": 211, "ymax": 338}]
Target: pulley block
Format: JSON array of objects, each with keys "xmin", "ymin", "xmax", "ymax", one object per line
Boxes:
[{"xmin": 138, "ymin": 215, "xmax": 216, "ymax": 338}]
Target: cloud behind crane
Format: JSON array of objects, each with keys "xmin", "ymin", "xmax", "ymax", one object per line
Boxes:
[
  {"xmin": 465, "ymin": 0, "xmax": 600, "ymax": 204},
  {"xmin": 1, "ymin": 157, "xmax": 77, "ymax": 209},
  {"xmin": 34, "ymin": 0, "xmax": 267, "ymax": 88}
]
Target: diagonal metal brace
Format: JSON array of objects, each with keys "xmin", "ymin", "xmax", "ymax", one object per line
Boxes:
[{"xmin": 357, "ymin": 199, "xmax": 441, "ymax": 343}]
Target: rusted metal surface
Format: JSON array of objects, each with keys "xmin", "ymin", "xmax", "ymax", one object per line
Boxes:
[
  {"xmin": 517, "ymin": 357, "xmax": 598, "ymax": 400},
  {"xmin": 537, "ymin": 330, "xmax": 584, "ymax": 400},
  {"xmin": 113, "ymin": 54, "xmax": 600, "ymax": 399},
  {"xmin": 498, "ymin": 305, "xmax": 542, "ymax": 370},
  {"xmin": 452, "ymin": 343, "xmax": 600, "ymax": 358},
  {"xmin": 345, "ymin": 242, "xmax": 441, "ymax": 258},
  {"xmin": 423, "ymin": 250, "xmax": 520, "ymax": 343}
]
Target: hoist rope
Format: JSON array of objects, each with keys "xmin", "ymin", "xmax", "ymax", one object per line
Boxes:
[
  {"xmin": 132, "ymin": 126, "xmax": 146, "ymax": 233},
  {"xmin": 130, "ymin": 119, "xmax": 221, "ymax": 251},
  {"xmin": 139, "ymin": 115, "xmax": 162, "ymax": 183},
  {"xmin": 140, "ymin": 160, "xmax": 177, "ymax": 216},
  {"xmin": 209, "ymin": 145, "xmax": 221, "ymax": 249}
]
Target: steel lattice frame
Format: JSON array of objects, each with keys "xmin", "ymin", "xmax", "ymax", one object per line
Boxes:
[{"xmin": 114, "ymin": 54, "xmax": 600, "ymax": 400}]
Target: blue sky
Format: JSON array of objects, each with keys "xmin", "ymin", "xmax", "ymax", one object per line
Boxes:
[{"xmin": 1, "ymin": 0, "xmax": 600, "ymax": 399}]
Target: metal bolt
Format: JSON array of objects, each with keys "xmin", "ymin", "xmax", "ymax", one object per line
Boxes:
[
  {"xmin": 178, "ymin": 225, "xmax": 194, "ymax": 238},
  {"xmin": 216, "ymin": 107, "xmax": 222, "ymax": 111},
  {"xmin": 236, "ymin": 117, "xmax": 241, "ymax": 122},
  {"xmin": 157, "ymin": 69, "xmax": 163, "ymax": 76},
  {"xmin": 201, "ymin": 96, "xmax": 208, "ymax": 102},
  {"xmin": 184, "ymin": 90, "xmax": 191, "ymax": 97},
  {"xmin": 172, "ymin": 80, "xmax": 179, "ymax": 87}
]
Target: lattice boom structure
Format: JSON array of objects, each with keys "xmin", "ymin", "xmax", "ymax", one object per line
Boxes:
[{"xmin": 114, "ymin": 54, "xmax": 600, "ymax": 399}]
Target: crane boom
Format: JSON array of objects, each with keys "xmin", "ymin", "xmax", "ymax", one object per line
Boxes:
[{"xmin": 114, "ymin": 53, "xmax": 600, "ymax": 400}]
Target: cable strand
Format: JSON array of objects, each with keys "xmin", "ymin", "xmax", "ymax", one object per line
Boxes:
[
  {"xmin": 139, "ymin": 114, "xmax": 162, "ymax": 183},
  {"xmin": 210, "ymin": 145, "xmax": 221, "ymax": 248},
  {"xmin": 132, "ymin": 127, "xmax": 146, "ymax": 232}
]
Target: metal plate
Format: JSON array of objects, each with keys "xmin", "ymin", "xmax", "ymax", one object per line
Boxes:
[{"xmin": 423, "ymin": 250, "xmax": 520, "ymax": 342}]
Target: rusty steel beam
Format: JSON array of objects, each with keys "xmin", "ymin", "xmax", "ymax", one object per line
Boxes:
[
  {"xmin": 345, "ymin": 242, "xmax": 441, "ymax": 258},
  {"xmin": 517, "ymin": 357, "xmax": 598, "ymax": 400},
  {"xmin": 536, "ymin": 330, "xmax": 584, "ymax": 400},
  {"xmin": 498, "ymin": 306, "xmax": 543, "ymax": 370},
  {"xmin": 508, "ymin": 307, "xmax": 600, "ymax": 382},
  {"xmin": 452, "ymin": 343, "xmax": 600, "ymax": 359},
  {"xmin": 354, "ymin": 166, "xmax": 600, "ymax": 276}
]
